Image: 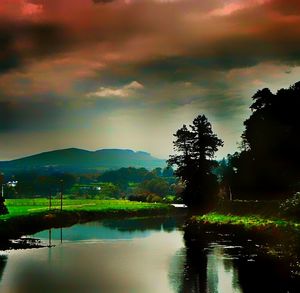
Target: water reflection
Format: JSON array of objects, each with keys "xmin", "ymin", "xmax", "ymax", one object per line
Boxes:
[
  {"xmin": 1, "ymin": 217, "xmax": 300, "ymax": 293},
  {"xmin": 101, "ymin": 216, "xmax": 180, "ymax": 232},
  {"xmin": 33, "ymin": 216, "xmax": 183, "ymax": 243},
  {"xmin": 183, "ymin": 229, "xmax": 300, "ymax": 293},
  {"xmin": 0, "ymin": 255, "xmax": 7, "ymax": 282},
  {"xmin": 48, "ymin": 229, "xmax": 52, "ymax": 247},
  {"xmin": 47, "ymin": 227, "xmax": 63, "ymax": 247},
  {"xmin": 0, "ymin": 217, "xmax": 186, "ymax": 293},
  {"xmin": 206, "ymin": 245, "xmax": 242, "ymax": 293}
]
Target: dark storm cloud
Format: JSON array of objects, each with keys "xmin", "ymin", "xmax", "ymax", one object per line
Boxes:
[
  {"xmin": 265, "ymin": 0, "xmax": 300, "ymax": 15},
  {"xmin": 73, "ymin": 0, "xmax": 300, "ymax": 89},
  {"xmin": 0, "ymin": 26, "xmax": 21, "ymax": 73},
  {"xmin": 28, "ymin": 0, "xmax": 116, "ymax": 8},
  {"xmin": 132, "ymin": 56, "xmax": 260, "ymax": 82},
  {"xmin": 0, "ymin": 20, "xmax": 71, "ymax": 74},
  {"xmin": 23, "ymin": 23, "xmax": 70, "ymax": 56},
  {"xmin": 1, "ymin": 0, "xmax": 300, "ymax": 160},
  {"xmin": 0, "ymin": 97, "xmax": 66, "ymax": 132},
  {"xmin": 92, "ymin": 0, "xmax": 115, "ymax": 3},
  {"xmin": 2, "ymin": 0, "xmax": 300, "ymax": 77}
]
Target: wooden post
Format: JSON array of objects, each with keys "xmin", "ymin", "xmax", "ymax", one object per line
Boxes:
[
  {"xmin": 229, "ymin": 185, "xmax": 233, "ymax": 201},
  {"xmin": 60, "ymin": 180, "xmax": 63, "ymax": 211}
]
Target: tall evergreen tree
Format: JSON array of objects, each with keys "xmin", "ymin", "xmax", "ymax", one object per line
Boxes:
[{"xmin": 168, "ymin": 115, "xmax": 223, "ymax": 209}]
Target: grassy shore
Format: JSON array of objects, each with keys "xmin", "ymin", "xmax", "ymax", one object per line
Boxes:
[
  {"xmin": 191, "ymin": 212, "xmax": 300, "ymax": 232},
  {"xmin": 0, "ymin": 199, "xmax": 175, "ymax": 241},
  {"xmin": 184, "ymin": 212, "xmax": 300, "ymax": 278},
  {"xmin": 188, "ymin": 212, "xmax": 300, "ymax": 235}
]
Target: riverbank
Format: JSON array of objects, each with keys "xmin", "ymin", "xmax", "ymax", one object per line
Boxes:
[
  {"xmin": 186, "ymin": 212, "xmax": 300, "ymax": 245},
  {"xmin": 185, "ymin": 211, "xmax": 300, "ymax": 277},
  {"xmin": 0, "ymin": 199, "xmax": 180, "ymax": 242},
  {"xmin": 192, "ymin": 212, "xmax": 299, "ymax": 231},
  {"xmin": 216, "ymin": 199, "xmax": 281, "ymax": 217},
  {"xmin": 185, "ymin": 198, "xmax": 300, "ymax": 240}
]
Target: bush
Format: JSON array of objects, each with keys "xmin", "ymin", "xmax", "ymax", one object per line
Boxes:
[
  {"xmin": 146, "ymin": 194, "xmax": 163, "ymax": 203},
  {"xmin": 127, "ymin": 192, "xmax": 163, "ymax": 203},
  {"xmin": 280, "ymin": 192, "xmax": 300, "ymax": 218},
  {"xmin": 163, "ymin": 195, "xmax": 176, "ymax": 204}
]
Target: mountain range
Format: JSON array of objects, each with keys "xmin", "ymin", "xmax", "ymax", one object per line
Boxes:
[{"xmin": 0, "ymin": 148, "xmax": 166, "ymax": 173}]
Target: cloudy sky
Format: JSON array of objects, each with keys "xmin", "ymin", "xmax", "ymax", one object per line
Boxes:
[{"xmin": 1, "ymin": 0, "xmax": 300, "ymax": 160}]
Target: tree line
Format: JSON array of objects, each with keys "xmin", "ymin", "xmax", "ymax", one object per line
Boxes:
[
  {"xmin": 0, "ymin": 166, "xmax": 180, "ymax": 203},
  {"xmin": 168, "ymin": 81, "xmax": 300, "ymax": 209}
]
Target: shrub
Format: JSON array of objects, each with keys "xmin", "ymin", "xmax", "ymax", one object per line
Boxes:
[{"xmin": 280, "ymin": 192, "xmax": 300, "ymax": 218}]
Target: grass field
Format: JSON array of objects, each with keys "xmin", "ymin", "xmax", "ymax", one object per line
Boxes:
[
  {"xmin": 0, "ymin": 199, "xmax": 171, "ymax": 220},
  {"xmin": 194, "ymin": 212, "xmax": 300, "ymax": 230}
]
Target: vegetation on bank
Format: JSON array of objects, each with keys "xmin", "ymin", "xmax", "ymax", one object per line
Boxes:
[
  {"xmin": 280, "ymin": 192, "xmax": 300, "ymax": 219},
  {"xmin": 0, "ymin": 199, "xmax": 172, "ymax": 221},
  {"xmin": 192, "ymin": 212, "xmax": 300, "ymax": 231}
]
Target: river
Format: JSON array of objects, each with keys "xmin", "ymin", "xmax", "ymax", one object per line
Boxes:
[{"xmin": 0, "ymin": 216, "xmax": 299, "ymax": 292}]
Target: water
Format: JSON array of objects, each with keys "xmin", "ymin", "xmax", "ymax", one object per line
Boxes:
[{"xmin": 0, "ymin": 217, "xmax": 299, "ymax": 293}]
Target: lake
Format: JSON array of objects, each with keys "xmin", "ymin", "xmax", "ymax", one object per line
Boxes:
[{"xmin": 0, "ymin": 216, "xmax": 299, "ymax": 293}]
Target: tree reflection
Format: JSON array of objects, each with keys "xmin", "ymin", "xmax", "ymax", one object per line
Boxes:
[
  {"xmin": 182, "ymin": 227, "xmax": 300, "ymax": 293},
  {"xmin": 102, "ymin": 216, "xmax": 185, "ymax": 233},
  {"xmin": 180, "ymin": 232, "xmax": 209, "ymax": 292},
  {"xmin": 0, "ymin": 255, "xmax": 7, "ymax": 282},
  {"xmin": 235, "ymin": 255, "xmax": 299, "ymax": 293}
]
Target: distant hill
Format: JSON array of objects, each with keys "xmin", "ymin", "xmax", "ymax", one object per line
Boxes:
[{"xmin": 0, "ymin": 148, "xmax": 166, "ymax": 173}]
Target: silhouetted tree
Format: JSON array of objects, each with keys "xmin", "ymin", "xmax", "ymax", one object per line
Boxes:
[
  {"xmin": 168, "ymin": 115, "xmax": 223, "ymax": 209},
  {"xmin": 234, "ymin": 81, "xmax": 300, "ymax": 199}
]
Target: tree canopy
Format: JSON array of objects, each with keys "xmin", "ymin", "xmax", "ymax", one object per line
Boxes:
[
  {"xmin": 168, "ymin": 114, "xmax": 223, "ymax": 208},
  {"xmin": 224, "ymin": 81, "xmax": 300, "ymax": 199}
]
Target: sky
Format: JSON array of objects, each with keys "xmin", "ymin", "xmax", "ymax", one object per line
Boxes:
[{"xmin": 1, "ymin": 0, "xmax": 300, "ymax": 161}]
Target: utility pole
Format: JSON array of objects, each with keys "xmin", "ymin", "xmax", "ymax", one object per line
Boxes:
[
  {"xmin": 49, "ymin": 193, "xmax": 52, "ymax": 211},
  {"xmin": 60, "ymin": 180, "xmax": 63, "ymax": 211},
  {"xmin": 229, "ymin": 185, "xmax": 233, "ymax": 201}
]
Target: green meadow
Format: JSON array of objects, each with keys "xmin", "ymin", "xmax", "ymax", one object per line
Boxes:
[{"xmin": 0, "ymin": 199, "xmax": 171, "ymax": 221}]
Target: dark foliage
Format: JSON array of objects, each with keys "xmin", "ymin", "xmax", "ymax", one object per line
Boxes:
[
  {"xmin": 229, "ymin": 81, "xmax": 300, "ymax": 199},
  {"xmin": 280, "ymin": 192, "xmax": 300, "ymax": 219},
  {"xmin": 0, "ymin": 197, "xmax": 8, "ymax": 215},
  {"xmin": 4, "ymin": 172, "xmax": 76, "ymax": 198},
  {"xmin": 98, "ymin": 167, "xmax": 155, "ymax": 189},
  {"xmin": 168, "ymin": 115, "xmax": 223, "ymax": 209}
]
